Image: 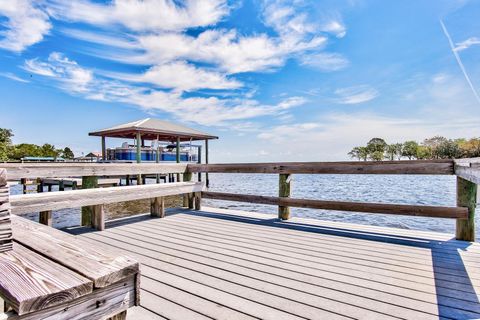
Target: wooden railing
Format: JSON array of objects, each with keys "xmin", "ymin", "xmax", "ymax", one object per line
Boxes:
[
  {"xmin": 2, "ymin": 159, "xmax": 478, "ymax": 241},
  {"xmin": 188, "ymin": 159, "xmax": 479, "ymax": 242}
]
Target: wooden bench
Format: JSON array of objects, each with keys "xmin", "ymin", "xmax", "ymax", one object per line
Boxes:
[{"xmin": 0, "ymin": 216, "xmax": 139, "ymax": 319}]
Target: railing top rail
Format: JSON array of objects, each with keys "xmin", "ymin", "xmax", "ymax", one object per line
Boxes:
[
  {"xmin": 454, "ymin": 158, "xmax": 480, "ymax": 185},
  {"xmin": 2, "ymin": 163, "xmax": 187, "ymax": 180},
  {"xmin": 187, "ymin": 159, "xmax": 454, "ymax": 175}
]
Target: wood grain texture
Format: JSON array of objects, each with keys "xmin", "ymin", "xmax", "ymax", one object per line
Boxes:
[
  {"xmin": 278, "ymin": 174, "xmax": 291, "ymax": 220},
  {"xmin": 10, "ymin": 182, "xmax": 205, "ymax": 215},
  {"xmin": 456, "ymin": 177, "xmax": 477, "ymax": 241},
  {"xmin": 455, "ymin": 161, "xmax": 480, "ymax": 185},
  {"xmin": 202, "ymin": 191, "xmax": 468, "ymax": 218},
  {"xmin": 38, "ymin": 211, "xmax": 52, "ymax": 227},
  {"xmin": 0, "ymin": 243, "xmax": 92, "ymax": 315},
  {"xmin": 187, "ymin": 159, "xmax": 455, "ymax": 175},
  {"xmin": 150, "ymin": 197, "xmax": 164, "ymax": 218},
  {"xmin": 0, "ymin": 169, "xmax": 6, "ymax": 187},
  {"xmin": 11, "ymin": 216, "xmax": 138, "ymax": 288},
  {"xmin": 3, "ymin": 276, "xmax": 136, "ymax": 320},
  {"xmin": 3, "ymin": 163, "xmax": 187, "ymax": 180}
]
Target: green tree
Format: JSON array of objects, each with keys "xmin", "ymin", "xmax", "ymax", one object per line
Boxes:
[
  {"xmin": 385, "ymin": 143, "xmax": 403, "ymax": 160},
  {"xmin": 416, "ymin": 145, "xmax": 432, "ymax": 159},
  {"xmin": 436, "ymin": 139, "xmax": 461, "ymax": 159},
  {"xmin": 9, "ymin": 143, "xmax": 42, "ymax": 160},
  {"xmin": 402, "ymin": 141, "xmax": 418, "ymax": 160},
  {"xmin": 0, "ymin": 128, "xmax": 13, "ymax": 145},
  {"xmin": 366, "ymin": 138, "xmax": 387, "ymax": 155},
  {"xmin": 422, "ymin": 136, "xmax": 447, "ymax": 159},
  {"xmin": 370, "ymin": 150, "xmax": 384, "ymax": 161},
  {"xmin": 62, "ymin": 147, "xmax": 75, "ymax": 159}
]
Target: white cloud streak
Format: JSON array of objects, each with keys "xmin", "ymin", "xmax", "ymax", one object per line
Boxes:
[
  {"xmin": 334, "ymin": 85, "xmax": 379, "ymax": 104},
  {"xmin": 440, "ymin": 19, "xmax": 480, "ymax": 106},
  {"xmin": 300, "ymin": 52, "xmax": 349, "ymax": 71},
  {"xmin": 0, "ymin": 0, "xmax": 51, "ymax": 52},
  {"xmin": 48, "ymin": 0, "xmax": 229, "ymax": 32},
  {"xmin": 454, "ymin": 37, "xmax": 480, "ymax": 52}
]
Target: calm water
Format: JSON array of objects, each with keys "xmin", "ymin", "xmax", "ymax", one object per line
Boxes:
[{"xmin": 11, "ymin": 174, "xmax": 480, "ymax": 241}]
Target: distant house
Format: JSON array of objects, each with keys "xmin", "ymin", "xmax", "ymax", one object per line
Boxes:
[
  {"xmin": 21, "ymin": 157, "xmax": 65, "ymax": 162},
  {"xmin": 75, "ymin": 152, "xmax": 102, "ymax": 162}
]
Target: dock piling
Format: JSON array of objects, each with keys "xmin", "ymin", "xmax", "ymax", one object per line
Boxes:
[
  {"xmin": 81, "ymin": 176, "xmax": 99, "ymax": 227},
  {"xmin": 456, "ymin": 176, "xmax": 477, "ymax": 241},
  {"xmin": 278, "ymin": 173, "xmax": 291, "ymax": 220}
]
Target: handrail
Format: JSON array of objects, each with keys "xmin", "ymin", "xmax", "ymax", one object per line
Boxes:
[
  {"xmin": 2, "ymin": 163, "xmax": 187, "ymax": 180},
  {"xmin": 454, "ymin": 158, "xmax": 480, "ymax": 185},
  {"xmin": 202, "ymin": 191, "xmax": 468, "ymax": 219},
  {"xmin": 187, "ymin": 159, "xmax": 454, "ymax": 175}
]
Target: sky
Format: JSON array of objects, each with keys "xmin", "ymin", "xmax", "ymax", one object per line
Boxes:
[{"xmin": 0, "ymin": 0, "xmax": 479, "ymax": 162}]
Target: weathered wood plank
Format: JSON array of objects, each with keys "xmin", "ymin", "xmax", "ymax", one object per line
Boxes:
[
  {"xmin": 456, "ymin": 176, "xmax": 477, "ymax": 241},
  {"xmin": 0, "ymin": 170, "xmax": 12, "ymax": 253},
  {"xmin": 455, "ymin": 161, "xmax": 480, "ymax": 185},
  {"xmin": 3, "ymin": 163, "xmax": 187, "ymax": 180},
  {"xmin": 187, "ymin": 159, "xmax": 454, "ymax": 175},
  {"xmin": 0, "ymin": 243, "xmax": 93, "ymax": 315},
  {"xmin": 202, "ymin": 191, "xmax": 468, "ymax": 218},
  {"xmin": 81, "ymin": 176, "xmax": 98, "ymax": 227},
  {"xmin": 10, "ymin": 182, "xmax": 205, "ymax": 215},
  {"xmin": 3, "ymin": 276, "xmax": 136, "ymax": 320},
  {"xmin": 278, "ymin": 174, "xmax": 291, "ymax": 220},
  {"xmin": 150, "ymin": 197, "xmax": 164, "ymax": 218},
  {"xmin": 92, "ymin": 204, "xmax": 105, "ymax": 231},
  {"xmin": 38, "ymin": 210, "xmax": 52, "ymax": 227},
  {"xmin": 10, "ymin": 216, "xmax": 138, "ymax": 288}
]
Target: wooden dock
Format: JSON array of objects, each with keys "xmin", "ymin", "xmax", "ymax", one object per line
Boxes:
[{"xmin": 73, "ymin": 206, "xmax": 480, "ymax": 320}]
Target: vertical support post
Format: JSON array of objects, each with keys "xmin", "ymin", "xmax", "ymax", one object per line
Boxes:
[
  {"xmin": 39, "ymin": 211, "xmax": 53, "ymax": 227},
  {"xmin": 278, "ymin": 173, "xmax": 291, "ymax": 220},
  {"xmin": 155, "ymin": 135, "xmax": 160, "ymax": 184},
  {"xmin": 151, "ymin": 197, "xmax": 165, "ymax": 218},
  {"xmin": 136, "ymin": 132, "xmax": 142, "ymax": 185},
  {"xmin": 21, "ymin": 178, "xmax": 27, "ymax": 194},
  {"xmin": 205, "ymin": 139, "xmax": 209, "ymax": 188},
  {"xmin": 183, "ymin": 172, "xmax": 192, "ymax": 207},
  {"xmin": 36, "ymin": 178, "xmax": 44, "ymax": 193},
  {"xmin": 197, "ymin": 145, "xmax": 202, "ymax": 182},
  {"xmin": 92, "ymin": 204, "xmax": 105, "ymax": 231},
  {"xmin": 81, "ymin": 176, "xmax": 98, "ymax": 226},
  {"xmin": 0, "ymin": 168, "xmax": 13, "ymax": 252},
  {"xmin": 58, "ymin": 180, "xmax": 65, "ymax": 191},
  {"xmin": 176, "ymin": 136, "xmax": 181, "ymax": 182},
  {"xmin": 101, "ymin": 136, "xmax": 106, "ymax": 161},
  {"xmin": 194, "ymin": 192, "xmax": 202, "ymax": 211},
  {"xmin": 456, "ymin": 176, "xmax": 477, "ymax": 241}
]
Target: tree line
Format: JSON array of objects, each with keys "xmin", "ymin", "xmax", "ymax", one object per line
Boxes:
[
  {"xmin": 0, "ymin": 128, "xmax": 75, "ymax": 161},
  {"xmin": 348, "ymin": 136, "xmax": 480, "ymax": 161}
]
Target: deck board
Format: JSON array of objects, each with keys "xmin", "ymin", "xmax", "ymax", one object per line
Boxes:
[{"xmin": 73, "ymin": 207, "xmax": 480, "ymax": 320}]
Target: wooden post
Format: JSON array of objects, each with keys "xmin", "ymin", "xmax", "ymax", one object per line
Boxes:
[
  {"xmin": 108, "ymin": 311, "xmax": 127, "ymax": 320},
  {"xmin": 136, "ymin": 132, "xmax": 142, "ymax": 185},
  {"xmin": 197, "ymin": 145, "xmax": 202, "ymax": 182},
  {"xmin": 456, "ymin": 176, "xmax": 477, "ymax": 241},
  {"xmin": 155, "ymin": 135, "xmax": 160, "ymax": 184},
  {"xmin": 81, "ymin": 176, "xmax": 98, "ymax": 226},
  {"xmin": 58, "ymin": 180, "xmax": 65, "ymax": 191},
  {"xmin": 39, "ymin": 211, "xmax": 52, "ymax": 227},
  {"xmin": 194, "ymin": 192, "xmax": 202, "ymax": 211},
  {"xmin": 92, "ymin": 204, "xmax": 105, "ymax": 231},
  {"xmin": 151, "ymin": 197, "xmax": 165, "ymax": 218},
  {"xmin": 0, "ymin": 168, "xmax": 13, "ymax": 252},
  {"xmin": 183, "ymin": 172, "xmax": 192, "ymax": 207},
  {"xmin": 37, "ymin": 179, "xmax": 52, "ymax": 226},
  {"xmin": 176, "ymin": 136, "xmax": 181, "ymax": 182},
  {"xmin": 205, "ymin": 139, "xmax": 209, "ymax": 187},
  {"xmin": 101, "ymin": 136, "xmax": 106, "ymax": 161},
  {"xmin": 21, "ymin": 178, "xmax": 27, "ymax": 194},
  {"xmin": 278, "ymin": 173, "xmax": 291, "ymax": 220}
]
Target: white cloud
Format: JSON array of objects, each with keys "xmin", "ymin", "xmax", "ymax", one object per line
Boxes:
[
  {"xmin": 48, "ymin": 0, "xmax": 229, "ymax": 32},
  {"xmin": 300, "ymin": 52, "xmax": 349, "ymax": 71},
  {"xmin": 0, "ymin": 0, "xmax": 51, "ymax": 52},
  {"xmin": 24, "ymin": 52, "xmax": 93, "ymax": 92},
  {"xmin": 105, "ymin": 61, "xmax": 242, "ymax": 91},
  {"xmin": 454, "ymin": 37, "xmax": 480, "ymax": 52},
  {"xmin": 0, "ymin": 72, "xmax": 30, "ymax": 83},
  {"xmin": 23, "ymin": 52, "xmax": 307, "ymax": 126},
  {"xmin": 334, "ymin": 85, "xmax": 379, "ymax": 104}
]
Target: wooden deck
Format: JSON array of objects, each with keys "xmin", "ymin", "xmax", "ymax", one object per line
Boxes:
[{"xmin": 72, "ymin": 207, "xmax": 480, "ymax": 320}]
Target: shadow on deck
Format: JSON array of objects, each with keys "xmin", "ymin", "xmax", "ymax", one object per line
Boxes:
[{"xmin": 68, "ymin": 207, "xmax": 480, "ymax": 320}]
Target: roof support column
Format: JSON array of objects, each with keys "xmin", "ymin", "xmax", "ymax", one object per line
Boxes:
[
  {"xmin": 176, "ymin": 136, "xmax": 180, "ymax": 182},
  {"xmin": 205, "ymin": 139, "xmax": 209, "ymax": 188},
  {"xmin": 136, "ymin": 132, "xmax": 142, "ymax": 185},
  {"xmin": 101, "ymin": 136, "xmax": 106, "ymax": 161}
]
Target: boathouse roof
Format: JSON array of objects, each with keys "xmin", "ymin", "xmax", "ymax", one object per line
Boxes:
[{"xmin": 89, "ymin": 118, "xmax": 218, "ymax": 141}]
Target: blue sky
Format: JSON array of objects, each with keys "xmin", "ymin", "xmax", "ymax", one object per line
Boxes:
[{"xmin": 0, "ymin": 0, "xmax": 479, "ymax": 162}]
